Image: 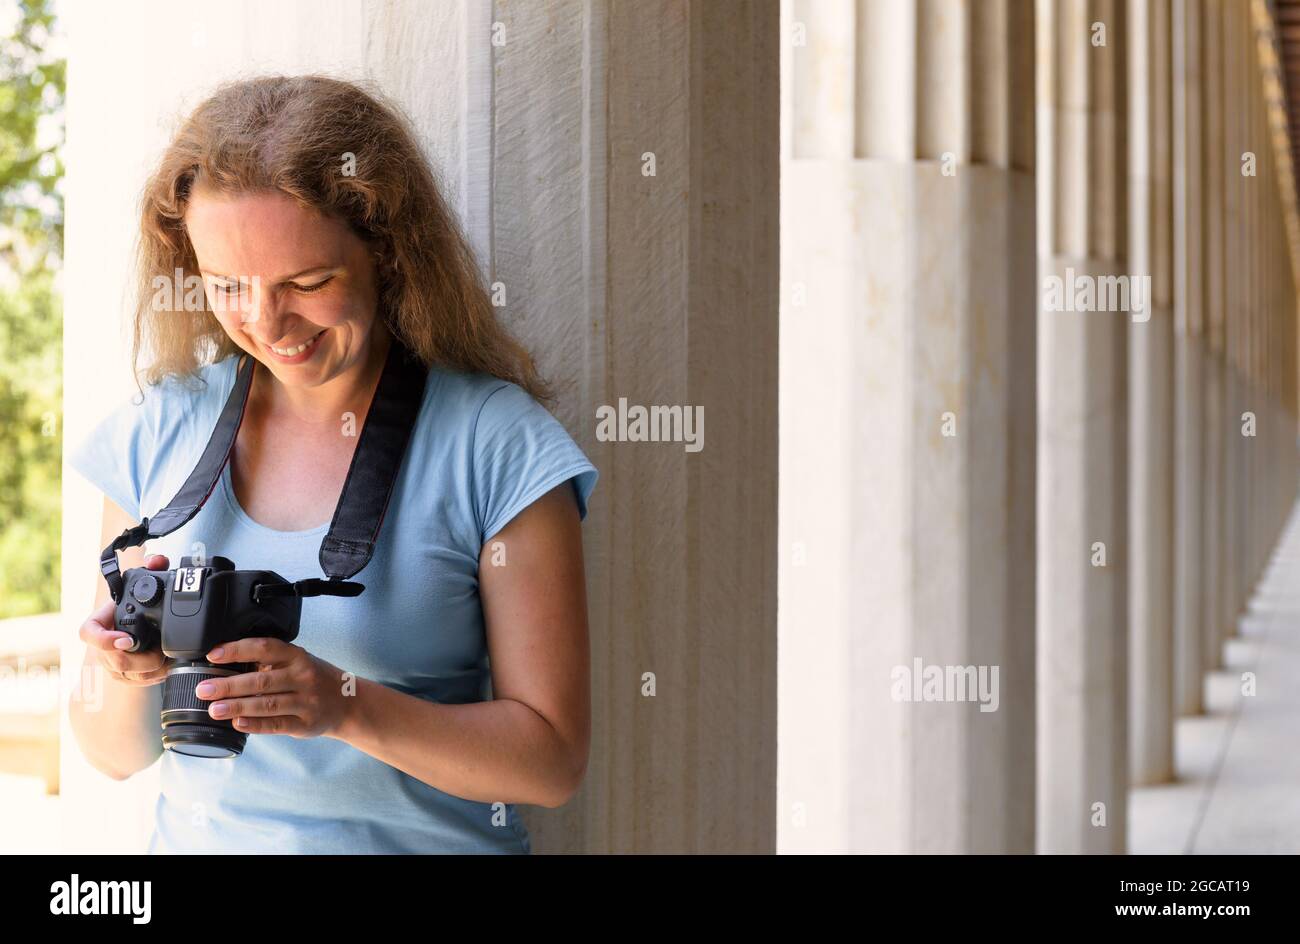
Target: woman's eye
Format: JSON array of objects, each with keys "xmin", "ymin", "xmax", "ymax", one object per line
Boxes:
[
  {"xmin": 212, "ymin": 282, "xmax": 242, "ymax": 295},
  {"xmin": 293, "ymin": 277, "xmax": 333, "ymax": 294}
]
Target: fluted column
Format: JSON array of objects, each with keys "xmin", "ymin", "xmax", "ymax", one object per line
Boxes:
[
  {"xmin": 781, "ymin": 0, "xmax": 1037, "ymax": 853},
  {"xmin": 1242, "ymin": 25, "xmax": 1260, "ymax": 620},
  {"xmin": 491, "ymin": 0, "xmax": 780, "ymax": 853},
  {"xmin": 1173, "ymin": 0, "xmax": 1206, "ymax": 715},
  {"xmin": 1128, "ymin": 0, "xmax": 1176, "ymax": 786},
  {"xmin": 1235, "ymin": 7, "xmax": 1258, "ymax": 637},
  {"xmin": 1036, "ymin": 0, "xmax": 1128, "ymax": 854},
  {"xmin": 1264, "ymin": 46, "xmax": 1278, "ymax": 591},
  {"xmin": 1240, "ymin": 0, "xmax": 1258, "ymax": 632},
  {"xmin": 1201, "ymin": 0, "xmax": 1226, "ymax": 685},
  {"xmin": 1220, "ymin": 0, "xmax": 1244, "ymax": 653}
]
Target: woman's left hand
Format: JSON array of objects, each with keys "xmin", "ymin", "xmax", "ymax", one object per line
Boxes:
[{"xmin": 195, "ymin": 638, "xmax": 354, "ymax": 738}]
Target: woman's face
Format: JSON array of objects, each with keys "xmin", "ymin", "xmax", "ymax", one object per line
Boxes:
[{"xmin": 184, "ymin": 187, "xmax": 382, "ymax": 391}]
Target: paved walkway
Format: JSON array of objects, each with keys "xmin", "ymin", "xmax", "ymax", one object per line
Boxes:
[{"xmin": 1130, "ymin": 503, "xmax": 1300, "ymax": 854}]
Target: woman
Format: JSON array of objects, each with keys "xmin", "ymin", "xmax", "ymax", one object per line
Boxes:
[{"xmin": 67, "ymin": 75, "xmax": 598, "ymax": 854}]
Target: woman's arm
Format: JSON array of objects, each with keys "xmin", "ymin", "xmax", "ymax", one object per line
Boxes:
[
  {"xmin": 341, "ymin": 480, "xmax": 591, "ymax": 805},
  {"xmin": 199, "ymin": 482, "xmax": 592, "ymax": 808},
  {"xmin": 67, "ymin": 496, "xmax": 167, "ymax": 780}
]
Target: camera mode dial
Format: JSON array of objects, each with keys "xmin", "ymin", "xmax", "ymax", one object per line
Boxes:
[{"xmin": 129, "ymin": 572, "xmax": 164, "ymax": 607}]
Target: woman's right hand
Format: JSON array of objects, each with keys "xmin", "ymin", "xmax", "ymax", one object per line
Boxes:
[{"xmin": 80, "ymin": 553, "xmax": 174, "ymax": 686}]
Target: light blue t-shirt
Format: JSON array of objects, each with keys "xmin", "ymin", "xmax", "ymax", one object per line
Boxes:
[{"xmin": 69, "ymin": 354, "xmax": 598, "ymax": 854}]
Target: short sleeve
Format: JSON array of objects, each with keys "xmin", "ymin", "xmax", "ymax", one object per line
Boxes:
[
  {"xmin": 66, "ymin": 388, "xmax": 156, "ymax": 521},
  {"xmin": 472, "ymin": 382, "xmax": 599, "ymax": 544}
]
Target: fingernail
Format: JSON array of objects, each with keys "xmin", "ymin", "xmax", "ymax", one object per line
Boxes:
[
  {"xmin": 195, "ymin": 682, "xmax": 215, "ymax": 697},
  {"xmin": 209, "ymin": 703, "xmax": 229, "ymax": 718},
  {"xmin": 114, "ymin": 637, "xmax": 133, "ymax": 650},
  {"xmin": 208, "ymin": 647, "xmax": 224, "ymax": 660}
]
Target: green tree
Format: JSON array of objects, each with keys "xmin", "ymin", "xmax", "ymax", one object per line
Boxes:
[{"xmin": 0, "ymin": 0, "xmax": 64, "ymax": 618}]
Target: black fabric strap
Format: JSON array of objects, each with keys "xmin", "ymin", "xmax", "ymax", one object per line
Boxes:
[
  {"xmin": 99, "ymin": 354, "xmax": 256, "ymax": 603},
  {"xmin": 251, "ymin": 578, "xmax": 366, "ymax": 603},
  {"xmin": 149, "ymin": 353, "xmax": 257, "ymax": 536},
  {"xmin": 319, "ymin": 339, "xmax": 429, "ymax": 580},
  {"xmin": 99, "ymin": 520, "xmax": 153, "ymax": 605},
  {"xmin": 99, "ymin": 339, "xmax": 427, "ymax": 603}
]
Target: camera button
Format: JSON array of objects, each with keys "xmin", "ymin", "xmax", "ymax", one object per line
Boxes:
[{"xmin": 130, "ymin": 573, "xmax": 164, "ymax": 607}]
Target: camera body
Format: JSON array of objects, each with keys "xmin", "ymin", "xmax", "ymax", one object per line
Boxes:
[
  {"xmin": 114, "ymin": 556, "xmax": 302, "ymax": 758},
  {"xmin": 115, "ymin": 555, "xmax": 300, "ymax": 657}
]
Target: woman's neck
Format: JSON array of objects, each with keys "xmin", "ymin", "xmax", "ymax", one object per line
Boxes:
[{"xmin": 252, "ymin": 326, "xmax": 392, "ymax": 428}]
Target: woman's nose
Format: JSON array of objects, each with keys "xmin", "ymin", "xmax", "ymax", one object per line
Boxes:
[{"xmin": 242, "ymin": 281, "xmax": 285, "ymax": 335}]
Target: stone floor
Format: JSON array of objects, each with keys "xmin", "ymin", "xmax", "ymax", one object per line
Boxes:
[{"xmin": 1130, "ymin": 505, "xmax": 1300, "ymax": 854}]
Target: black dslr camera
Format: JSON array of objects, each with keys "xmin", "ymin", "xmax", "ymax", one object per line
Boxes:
[{"xmin": 114, "ymin": 556, "xmax": 302, "ymax": 758}]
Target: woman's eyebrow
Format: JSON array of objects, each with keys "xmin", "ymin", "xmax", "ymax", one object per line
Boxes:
[
  {"xmin": 198, "ymin": 265, "xmax": 339, "ymax": 283},
  {"xmin": 277, "ymin": 265, "xmax": 339, "ymax": 282}
]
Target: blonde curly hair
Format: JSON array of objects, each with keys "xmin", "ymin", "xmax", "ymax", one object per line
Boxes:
[{"xmin": 132, "ymin": 74, "xmax": 547, "ymax": 400}]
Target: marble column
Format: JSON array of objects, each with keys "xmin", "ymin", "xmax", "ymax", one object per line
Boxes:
[
  {"xmin": 1036, "ymin": 0, "xmax": 1128, "ymax": 854},
  {"xmin": 1227, "ymin": 0, "xmax": 1248, "ymax": 637},
  {"xmin": 780, "ymin": 0, "xmax": 1037, "ymax": 853},
  {"xmin": 490, "ymin": 0, "xmax": 780, "ymax": 853},
  {"xmin": 1173, "ymin": 0, "xmax": 1205, "ymax": 716},
  {"xmin": 1128, "ymin": 0, "xmax": 1176, "ymax": 786},
  {"xmin": 1243, "ymin": 33, "xmax": 1260, "ymax": 612},
  {"xmin": 1220, "ymin": 0, "xmax": 1244, "ymax": 653},
  {"xmin": 1244, "ymin": 0, "xmax": 1260, "ymax": 628},
  {"xmin": 1200, "ymin": 0, "xmax": 1226, "ymax": 684}
]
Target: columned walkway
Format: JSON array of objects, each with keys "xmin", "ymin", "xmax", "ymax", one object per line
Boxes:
[
  {"xmin": 780, "ymin": 0, "xmax": 1300, "ymax": 853},
  {"xmin": 1131, "ymin": 495, "xmax": 1300, "ymax": 853}
]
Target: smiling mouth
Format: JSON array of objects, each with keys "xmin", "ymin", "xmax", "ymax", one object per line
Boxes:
[{"xmin": 268, "ymin": 330, "xmax": 326, "ymax": 357}]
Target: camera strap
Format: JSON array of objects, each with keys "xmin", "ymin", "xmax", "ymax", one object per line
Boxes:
[{"xmin": 99, "ymin": 336, "xmax": 429, "ymax": 604}]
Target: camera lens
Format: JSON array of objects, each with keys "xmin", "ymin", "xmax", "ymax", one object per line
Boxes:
[{"xmin": 161, "ymin": 661, "xmax": 248, "ymax": 758}]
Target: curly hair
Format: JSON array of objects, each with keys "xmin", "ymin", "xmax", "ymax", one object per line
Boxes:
[{"xmin": 132, "ymin": 74, "xmax": 548, "ymax": 400}]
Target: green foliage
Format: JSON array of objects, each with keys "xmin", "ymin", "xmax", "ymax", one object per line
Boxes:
[
  {"xmin": 0, "ymin": 0, "xmax": 63, "ymax": 270},
  {"xmin": 0, "ymin": 0, "xmax": 64, "ymax": 618}
]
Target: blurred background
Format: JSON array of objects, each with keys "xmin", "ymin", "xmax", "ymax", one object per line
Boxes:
[{"xmin": 0, "ymin": 0, "xmax": 61, "ymax": 852}]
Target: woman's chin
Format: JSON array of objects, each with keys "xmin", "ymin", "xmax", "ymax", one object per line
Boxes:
[{"xmin": 260, "ymin": 359, "xmax": 332, "ymax": 388}]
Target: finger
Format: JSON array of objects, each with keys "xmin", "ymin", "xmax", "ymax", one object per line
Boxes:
[
  {"xmin": 91, "ymin": 599, "xmax": 117, "ymax": 626},
  {"xmin": 95, "ymin": 661, "xmax": 168, "ymax": 686},
  {"xmin": 209, "ymin": 693, "xmax": 304, "ymax": 720},
  {"xmin": 144, "ymin": 554, "xmax": 170, "ymax": 570},
  {"xmin": 99, "ymin": 648, "xmax": 167, "ymax": 677},
  {"xmin": 207, "ymin": 637, "xmax": 296, "ymax": 667},
  {"xmin": 195, "ymin": 668, "xmax": 293, "ymax": 700},
  {"xmin": 80, "ymin": 607, "xmax": 130, "ymax": 651},
  {"xmin": 118, "ymin": 665, "xmax": 170, "ymax": 684},
  {"xmin": 230, "ymin": 715, "xmax": 306, "ymax": 736},
  {"xmin": 81, "ymin": 602, "xmax": 153, "ymax": 654}
]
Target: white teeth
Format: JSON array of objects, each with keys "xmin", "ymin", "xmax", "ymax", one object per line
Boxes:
[{"xmin": 271, "ymin": 331, "xmax": 323, "ymax": 356}]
